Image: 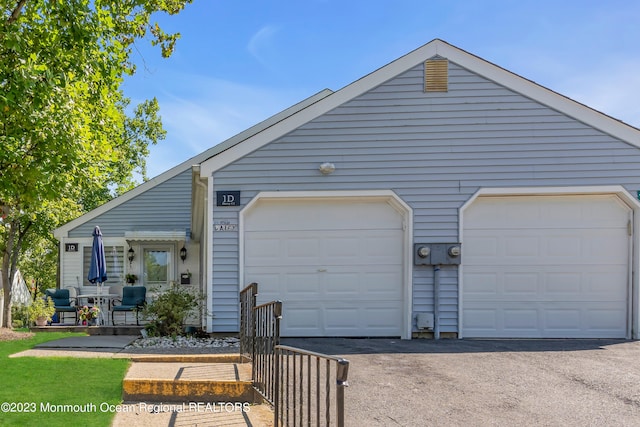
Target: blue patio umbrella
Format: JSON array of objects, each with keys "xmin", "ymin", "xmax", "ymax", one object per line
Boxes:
[{"xmin": 88, "ymin": 226, "xmax": 108, "ymax": 285}]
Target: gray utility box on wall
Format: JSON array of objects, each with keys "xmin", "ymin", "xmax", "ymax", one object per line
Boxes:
[{"xmin": 414, "ymin": 243, "xmax": 462, "ymax": 265}]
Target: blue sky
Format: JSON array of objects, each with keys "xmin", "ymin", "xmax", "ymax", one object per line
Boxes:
[{"xmin": 123, "ymin": 0, "xmax": 640, "ymax": 178}]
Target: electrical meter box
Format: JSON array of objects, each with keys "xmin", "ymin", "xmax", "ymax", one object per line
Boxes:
[{"xmin": 414, "ymin": 243, "xmax": 462, "ymax": 265}]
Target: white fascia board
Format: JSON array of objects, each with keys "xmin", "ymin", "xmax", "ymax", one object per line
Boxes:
[
  {"xmin": 442, "ymin": 41, "xmax": 640, "ymax": 146},
  {"xmin": 54, "ymin": 90, "xmax": 334, "ymax": 239},
  {"xmin": 199, "ymin": 89, "xmax": 334, "ymax": 178},
  {"xmin": 200, "ymin": 42, "xmax": 444, "ymax": 176},
  {"xmin": 201, "ymin": 39, "xmax": 640, "ymax": 178}
]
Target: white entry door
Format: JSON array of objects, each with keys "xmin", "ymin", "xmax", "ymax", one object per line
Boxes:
[
  {"xmin": 462, "ymin": 194, "xmax": 630, "ymax": 338},
  {"xmin": 244, "ymin": 197, "xmax": 405, "ymax": 337}
]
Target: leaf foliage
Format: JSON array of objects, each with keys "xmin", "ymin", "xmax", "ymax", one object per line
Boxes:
[{"xmin": 0, "ymin": 0, "xmax": 193, "ymax": 327}]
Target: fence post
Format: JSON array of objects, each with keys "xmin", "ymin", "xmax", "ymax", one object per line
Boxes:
[
  {"xmin": 336, "ymin": 359, "xmax": 350, "ymax": 427},
  {"xmin": 274, "ymin": 346, "xmax": 280, "ymax": 427}
]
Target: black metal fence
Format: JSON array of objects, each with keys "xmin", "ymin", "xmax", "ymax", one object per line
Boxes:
[
  {"xmin": 238, "ymin": 282, "xmax": 350, "ymax": 426},
  {"xmin": 274, "ymin": 345, "xmax": 350, "ymax": 427},
  {"xmin": 252, "ymin": 300, "xmax": 282, "ymax": 404},
  {"xmin": 239, "ymin": 282, "xmax": 257, "ymax": 359}
]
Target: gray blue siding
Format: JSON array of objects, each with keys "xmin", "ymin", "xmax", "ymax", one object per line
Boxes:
[
  {"xmin": 210, "ymin": 59, "xmax": 640, "ymax": 333},
  {"xmin": 68, "ymin": 170, "xmax": 192, "ymax": 237}
]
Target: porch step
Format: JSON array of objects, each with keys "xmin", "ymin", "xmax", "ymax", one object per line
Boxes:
[
  {"xmin": 122, "ymin": 361, "xmax": 260, "ymax": 403},
  {"xmin": 115, "ymin": 355, "xmax": 274, "ymax": 426}
]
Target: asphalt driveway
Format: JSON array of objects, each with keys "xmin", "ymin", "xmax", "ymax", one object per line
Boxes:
[{"xmin": 281, "ymin": 338, "xmax": 640, "ymax": 426}]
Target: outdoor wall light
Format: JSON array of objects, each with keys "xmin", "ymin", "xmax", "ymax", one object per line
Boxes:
[
  {"xmin": 127, "ymin": 246, "xmax": 135, "ymax": 265},
  {"xmin": 180, "ymin": 245, "xmax": 187, "ymax": 262},
  {"xmin": 319, "ymin": 162, "xmax": 336, "ymax": 175}
]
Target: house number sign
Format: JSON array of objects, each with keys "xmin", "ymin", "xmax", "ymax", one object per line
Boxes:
[
  {"xmin": 65, "ymin": 243, "xmax": 78, "ymax": 252},
  {"xmin": 216, "ymin": 191, "xmax": 240, "ymax": 206},
  {"xmin": 214, "ymin": 221, "xmax": 237, "ymax": 232}
]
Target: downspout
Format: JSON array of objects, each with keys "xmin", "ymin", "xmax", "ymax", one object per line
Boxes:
[
  {"xmin": 193, "ymin": 165, "xmax": 210, "ymax": 330},
  {"xmin": 434, "ymin": 264, "xmax": 441, "ymax": 340}
]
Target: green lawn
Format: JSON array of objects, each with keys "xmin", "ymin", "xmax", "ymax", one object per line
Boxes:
[{"xmin": 0, "ymin": 331, "xmax": 130, "ymax": 427}]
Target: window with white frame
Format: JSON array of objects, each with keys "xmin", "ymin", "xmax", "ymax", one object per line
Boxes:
[{"xmin": 82, "ymin": 246, "xmax": 124, "ymax": 286}]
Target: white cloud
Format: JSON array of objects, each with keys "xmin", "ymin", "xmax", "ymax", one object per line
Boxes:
[{"xmin": 247, "ymin": 25, "xmax": 281, "ymax": 68}]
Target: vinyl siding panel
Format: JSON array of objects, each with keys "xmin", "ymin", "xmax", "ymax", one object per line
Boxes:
[
  {"xmin": 68, "ymin": 170, "xmax": 192, "ymax": 237},
  {"xmin": 211, "ymin": 203, "xmax": 243, "ymax": 331},
  {"xmin": 210, "ymin": 60, "xmax": 640, "ymax": 334}
]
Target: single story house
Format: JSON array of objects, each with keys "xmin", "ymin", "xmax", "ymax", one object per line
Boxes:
[{"xmin": 54, "ymin": 39, "xmax": 640, "ymax": 339}]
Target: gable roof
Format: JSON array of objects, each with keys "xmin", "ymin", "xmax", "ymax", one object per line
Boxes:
[
  {"xmin": 200, "ymin": 38, "xmax": 640, "ymax": 177},
  {"xmin": 56, "ymin": 38, "xmax": 640, "ymax": 238},
  {"xmin": 54, "ymin": 89, "xmax": 334, "ymax": 238}
]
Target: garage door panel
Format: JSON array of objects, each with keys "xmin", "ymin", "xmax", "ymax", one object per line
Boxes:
[
  {"xmin": 545, "ymin": 273, "xmax": 581, "ymax": 293},
  {"xmin": 464, "ymin": 303, "xmax": 628, "ymax": 338},
  {"xmin": 324, "ymin": 237, "xmax": 359, "ymax": 259},
  {"xmin": 465, "ymin": 267, "xmax": 627, "ymax": 301},
  {"xmin": 245, "ymin": 236, "xmax": 281, "ymax": 262},
  {"xmin": 325, "ymin": 307, "xmax": 359, "ymax": 330},
  {"xmin": 364, "ymin": 272, "xmax": 401, "ymax": 298},
  {"xmin": 465, "ymin": 195, "xmax": 629, "ymax": 228},
  {"xmin": 364, "ymin": 231, "xmax": 405, "ymax": 258},
  {"xmin": 245, "ymin": 199, "xmax": 403, "ymax": 231},
  {"xmin": 282, "ymin": 303, "xmax": 403, "ymax": 337},
  {"xmin": 505, "ymin": 237, "xmax": 540, "ymax": 257},
  {"xmin": 286, "ymin": 237, "xmax": 321, "ymax": 259},
  {"xmin": 586, "ymin": 309, "xmax": 627, "ymax": 330},
  {"xmin": 247, "ymin": 230, "xmax": 401, "ymax": 267},
  {"xmin": 503, "ymin": 309, "xmax": 539, "ymax": 331},
  {"xmin": 503, "ymin": 273, "xmax": 538, "ymax": 295},
  {"xmin": 468, "ymin": 230, "xmax": 628, "ymax": 265},
  {"xmin": 249, "ymin": 271, "xmax": 285, "ymax": 301},
  {"xmin": 463, "ymin": 194, "xmax": 630, "ymax": 338},
  {"xmin": 283, "ymin": 305, "xmax": 322, "ymax": 336},
  {"xmin": 463, "ymin": 308, "xmax": 497, "ymax": 330},
  {"xmin": 545, "ymin": 309, "xmax": 581, "ymax": 331},
  {"xmin": 324, "ymin": 273, "xmax": 360, "ymax": 297}
]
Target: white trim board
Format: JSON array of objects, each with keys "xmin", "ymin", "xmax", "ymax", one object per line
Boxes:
[{"xmin": 200, "ymin": 39, "xmax": 640, "ymax": 177}]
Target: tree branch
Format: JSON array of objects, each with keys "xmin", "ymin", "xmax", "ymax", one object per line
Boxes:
[{"xmin": 8, "ymin": 0, "xmax": 27, "ymax": 24}]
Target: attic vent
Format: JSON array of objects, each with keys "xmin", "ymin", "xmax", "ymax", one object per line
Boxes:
[{"xmin": 424, "ymin": 59, "xmax": 448, "ymax": 92}]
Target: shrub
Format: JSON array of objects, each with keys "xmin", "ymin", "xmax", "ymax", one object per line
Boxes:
[
  {"xmin": 11, "ymin": 305, "xmax": 29, "ymax": 328},
  {"xmin": 142, "ymin": 284, "xmax": 205, "ymax": 337},
  {"xmin": 27, "ymin": 296, "xmax": 55, "ymax": 324}
]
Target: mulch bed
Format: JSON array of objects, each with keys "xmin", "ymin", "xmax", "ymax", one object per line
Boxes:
[{"xmin": 0, "ymin": 328, "xmax": 34, "ymax": 342}]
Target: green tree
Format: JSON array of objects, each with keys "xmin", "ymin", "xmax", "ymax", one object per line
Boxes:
[{"xmin": 0, "ymin": 0, "xmax": 192, "ymax": 328}]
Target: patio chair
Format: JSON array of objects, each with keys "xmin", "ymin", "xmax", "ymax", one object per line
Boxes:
[
  {"xmin": 108, "ymin": 285, "xmax": 123, "ymax": 310},
  {"xmin": 45, "ymin": 288, "xmax": 77, "ymax": 324},
  {"xmin": 111, "ymin": 286, "xmax": 146, "ymax": 326}
]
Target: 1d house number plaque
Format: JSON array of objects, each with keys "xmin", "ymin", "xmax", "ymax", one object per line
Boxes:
[{"xmin": 216, "ymin": 191, "xmax": 240, "ymax": 206}]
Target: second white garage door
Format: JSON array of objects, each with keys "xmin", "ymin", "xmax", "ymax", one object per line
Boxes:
[
  {"xmin": 243, "ymin": 197, "xmax": 405, "ymax": 337},
  {"xmin": 462, "ymin": 194, "xmax": 631, "ymax": 338}
]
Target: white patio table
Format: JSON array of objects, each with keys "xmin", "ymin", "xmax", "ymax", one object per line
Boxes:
[{"xmin": 77, "ymin": 292, "xmax": 118, "ymax": 326}]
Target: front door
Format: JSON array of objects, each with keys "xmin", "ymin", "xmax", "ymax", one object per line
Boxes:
[{"xmin": 143, "ymin": 246, "xmax": 174, "ymax": 292}]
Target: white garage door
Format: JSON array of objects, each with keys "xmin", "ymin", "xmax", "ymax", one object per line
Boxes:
[
  {"xmin": 244, "ymin": 197, "xmax": 405, "ymax": 337},
  {"xmin": 462, "ymin": 194, "xmax": 630, "ymax": 338}
]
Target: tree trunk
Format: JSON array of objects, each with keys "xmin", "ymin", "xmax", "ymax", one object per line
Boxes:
[
  {"xmin": 2, "ymin": 251, "xmax": 13, "ymax": 329},
  {"xmin": 2, "ymin": 218, "xmax": 29, "ymax": 329}
]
